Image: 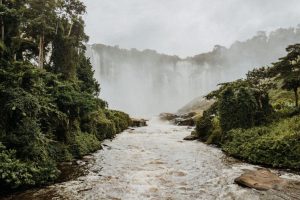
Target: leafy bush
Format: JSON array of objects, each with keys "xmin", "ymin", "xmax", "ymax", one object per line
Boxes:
[
  {"xmin": 72, "ymin": 132, "xmax": 101, "ymax": 157},
  {"xmin": 196, "ymin": 103, "xmax": 217, "ymax": 141},
  {"xmin": 206, "ymin": 117, "xmax": 222, "ymax": 145},
  {"xmin": 104, "ymin": 110, "xmax": 132, "ymax": 133},
  {"xmin": 0, "ymin": 142, "xmax": 59, "ymax": 190},
  {"xmin": 0, "ymin": 0, "xmax": 131, "ymax": 192},
  {"xmin": 222, "ymin": 116, "xmax": 300, "ymax": 169},
  {"xmin": 0, "ymin": 63, "xmax": 131, "ymax": 190}
]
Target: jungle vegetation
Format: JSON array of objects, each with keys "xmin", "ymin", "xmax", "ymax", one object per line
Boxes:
[
  {"xmin": 0, "ymin": 0, "xmax": 131, "ymax": 192},
  {"xmin": 196, "ymin": 44, "xmax": 300, "ymax": 169}
]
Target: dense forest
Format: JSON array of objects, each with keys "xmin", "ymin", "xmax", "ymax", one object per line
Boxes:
[
  {"xmin": 0, "ymin": 0, "xmax": 131, "ymax": 192},
  {"xmin": 195, "ymin": 44, "xmax": 300, "ymax": 169},
  {"xmin": 87, "ymin": 27, "xmax": 300, "ymax": 116}
]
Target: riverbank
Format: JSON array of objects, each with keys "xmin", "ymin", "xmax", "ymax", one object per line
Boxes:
[{"xmin": 3, "ymin": 118, "xmax": 300, "ymax": 200}]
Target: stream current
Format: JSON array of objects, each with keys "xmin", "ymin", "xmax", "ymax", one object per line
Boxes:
[{"xmin": 4, "ymin": 118, "xmax": 300, "ymax": 200}]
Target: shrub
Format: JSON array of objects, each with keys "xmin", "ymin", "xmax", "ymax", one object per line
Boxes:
[
  {"xmin": 196, "ymin": 103, "xmax": 217, "ymax": 141},
  {"xmin": 0, "ymin": 63, "xmax": 130, "ymax": 191},
  {"xmin": 71, "ymin": 132, "xmax": 101, "ymax": 157},
  {"xmin": 0, "ymin": 143, "xmax": 59, "ymax": 190},
  {"xmin": 206, "ymin": 117, "xmax": 222, "ymax": 145},
  {"xmin": 222, "ymin": 116, "xmax": 300, "ymax": 169}
]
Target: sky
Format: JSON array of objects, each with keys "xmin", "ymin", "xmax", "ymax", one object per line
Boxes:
[{"xmin": 82, "ymin": 0, "xmax": 300, "ymax": 57}]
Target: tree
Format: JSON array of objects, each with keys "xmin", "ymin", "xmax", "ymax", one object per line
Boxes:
[
  {"xmin": 246, "ymin": 67, "xmax": 275, "ymax": 113},
  {"xmin": 22, "ymin": 0, "xmax": 57, "ymax": 68},
  {"xmin": 218, "ymin": 86, "xmax": 237, "ymax": 132},
  {"xmin": 50, "ymin": 0, "xmax": 88, "ymax": 80},
  {"xmin": 271, "ymin": 44, "xmax": 300, "ymax": 107}
]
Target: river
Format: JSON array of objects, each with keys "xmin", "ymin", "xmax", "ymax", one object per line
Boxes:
[{"xmin": 3, "ymin": 118, "xmax": 300, "ymax": 200}]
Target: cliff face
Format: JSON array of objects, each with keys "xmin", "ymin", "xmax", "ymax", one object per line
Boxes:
[{"xmin": 86, "ymin": 27, "xmax": 300, "ymax": 117}]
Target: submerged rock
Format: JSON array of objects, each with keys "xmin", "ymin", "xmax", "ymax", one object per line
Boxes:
[
  {"xmin": 235, "ymin": 169, "xmax": 288, "ymax": 191},
  {"xmin": 131, "ymin": 118, "xmax": 147, "ymax": 127}
]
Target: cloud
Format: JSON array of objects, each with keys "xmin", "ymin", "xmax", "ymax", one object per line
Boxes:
[{"xmin": 82, "ymin": 0, "xmax": 300, "ymax": 57}]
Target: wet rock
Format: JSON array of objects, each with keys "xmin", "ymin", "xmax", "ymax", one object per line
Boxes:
[
  {"xmin": 82, "ymin": 155, "xmax": 94, "ymax": 162},
  {"xmin": 180, "ymin": 112, "xmax": 197, "ymax": 119},
  {"xmin": 131, "ymin": 118, "xmax": 147, "ymax": 127},
  {"xmin": 159, "ymin": 113, "xmax": 178, "ymax": 121},
  {"xmin": 175, "ymin": 117, "xmax": 195, "ymax": 126},
  {"xmin": 76, "ymin": 160, "xmax": 86, "ymax": 166},
  {"xmin": 235, "ymin": 169, "xmax": 288, "ymax": 191},
  {"xmin": 78, "ymin": 188, "xmax": 93, "ymax": 193},
  {"xmin": 160, "ymin": 112, "xmax": 198, "ymax": 126},
  {"xmin": 183, "ymin": 134, "xmax": 198, "ymax": 141}
]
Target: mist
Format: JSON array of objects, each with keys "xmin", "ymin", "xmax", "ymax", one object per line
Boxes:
[
  {"xmin": 86, "ymin": 28, "xmax": 300, "ymax": 117},
  {"xmin": 82, "ymin": 0, "xmax": 300, "ymax": 57}
]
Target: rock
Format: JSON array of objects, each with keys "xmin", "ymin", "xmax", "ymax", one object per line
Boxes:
[
  {"xmin": 180, "ymin": 112, "xmax": 197, "ymax": 119},
  {"xmin": 131, "ymin": 118, "xmax": 147, "ymax": 127},
  {"xmin": 159, "ymin": 113, "xmax": 178, "ymax": 121},
  {"xmin": 76, "ymin": 160, "xmax": 86, "ymax": 166},
  {"xmin": 235, "ymin": 169, "xmax": 288, "ymax": 191},
  {"xmin": 183, "ymin": 134, "xmax": 198, "ymax": 140},
  {"xmin": 175, "ymin": 117, "xmax": 195, "ymax": 126},
  {"xmin": 82, "ymin": 155, "xmax": 94, "ymax": 162}
]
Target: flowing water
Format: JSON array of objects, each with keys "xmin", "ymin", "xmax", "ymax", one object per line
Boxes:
[{"xmin": 4, "ymin": 118, "xmax": 300, "ymax": 200}]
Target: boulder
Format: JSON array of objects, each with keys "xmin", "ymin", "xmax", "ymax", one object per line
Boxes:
[
  {"xmin": 131, "ymin": 118, "xmax": 147, "ymax": 127},
  {"xmin": 159, "ymin": 112, "xmax": 198, "ymax": 126},
  {"xmin": 175, "ymin": 117, "xmax": 195, "ymax": 126},
  {"xmin": 180, "ymin": 112, "xmax": 197, "ymax": 119},
  {"xmin": 235, "ymin": 169, "xmax": 288, "ymax": 191},
  {"xmin": 159, "ymin": 113, "xmax": 178, "ymax": 121}
]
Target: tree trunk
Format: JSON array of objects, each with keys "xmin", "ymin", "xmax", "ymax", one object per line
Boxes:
[
  {"xmin": 38, "ymin": 33, "xmax": 44, "ymax": 68},
  {"xmin": 68, "ymin": 22, "xmax": 73, "ymax": 37},
  {"xmin": 294, "ymin": 87, "xmax": 298, "ymax": 107}
]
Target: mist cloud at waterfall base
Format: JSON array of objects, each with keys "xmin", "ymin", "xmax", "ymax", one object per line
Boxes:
[{"xmin": 86, "ymin": 27, "xmax": 300, "ymax": 117}]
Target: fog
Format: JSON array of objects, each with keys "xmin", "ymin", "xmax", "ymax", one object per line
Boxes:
[
  {"xmin": 82, "ymin": 0, "xmax": 300, "ymax": 117},
  {"xmin": 82, "ymin": 0, "xmax": 300, "ymax": 57},
  {"xmin": 86, "ymin": 28, "xmax": 300, "ymax": 117}
]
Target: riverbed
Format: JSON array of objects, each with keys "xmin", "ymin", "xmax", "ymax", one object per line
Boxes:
[{"xmin": 3, "ymin": 118, "xmax": 300, "ymax": 200}]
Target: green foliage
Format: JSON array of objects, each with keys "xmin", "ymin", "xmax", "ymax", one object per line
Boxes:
[
  {"xmin": 77, "ymin": 53, "xmax": 100, "ymax": 95},
  {"xmin": 218, "ymin": 86, "xmax": 266, "ymax": 134},
  {"xmin": 81, "ymin": 110, "xmax": 131, "ymax": 141},
  {"xmin": 0, "ymin": 0, "xmax": 130, "ymax": 191},
  {"xmin": 270, "ymin": 44, "xmax": 300, "ymax": 107},
  {"xmin": 205, "ymin": 117, "xmax": 222, "ymax": 145},
  {"xmin": 0, "ymin": 142, "xmax": 59, "ymax": 190},
  {"xmin": 196, "ymin": 103, "xmax": 217, "ymax": 142},
  {"xmin": 81, "ymin": 110, "xmax": 115, "ymax": 140},
  {"xmin": 196, "ymin": 44, "xmax": 300, "ymax": 169},
  {"xmin": 222, "ymin": 116, "xmax": 300, "ymax": 169},
  {"xmin": 195, "ymin": 103, "xmax": 222, "ymax": 145},
  {"xmin": 72, "ymin": 132, "xmax": 101, "ymax": 157},
  {"xmin": 0, "ymin": 62, "xmax": 130, "ymax": 191},
  {"xmin": 104, "ymin": 110, "xmax": 132, "ymax": 133}
]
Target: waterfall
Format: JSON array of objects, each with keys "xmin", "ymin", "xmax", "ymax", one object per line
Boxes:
[{"xmin": 86, "ymin": 28, "xmax": 300, "ymax": 117}]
